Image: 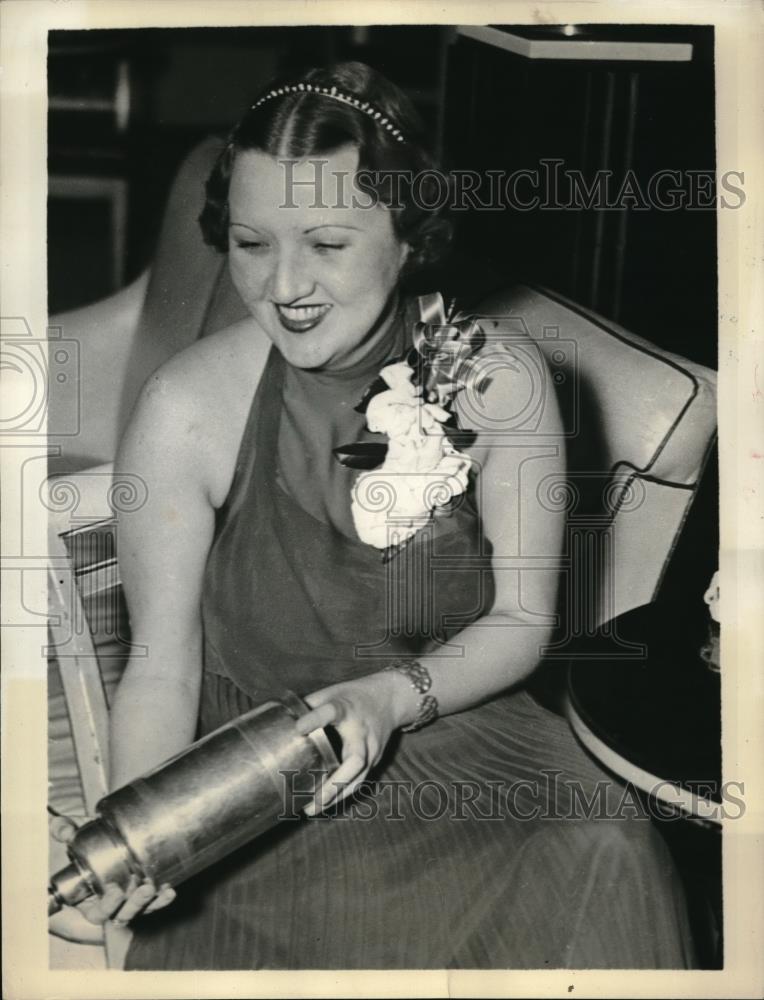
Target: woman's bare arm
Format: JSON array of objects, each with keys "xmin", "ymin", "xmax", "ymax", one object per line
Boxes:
[
  {"xmin": 109, "ymin": 320, "xmax": 269, "ymax": 787},
  {"xmin": 298, "ymin": 342, "xmax": 566, "ymax": 808},
  {"xmin": 49, "ymin": 325, "xmax": 268, "ymax": 929},
  {"xmin": 109, "ymin": 361, "xmax": 219, "ymax": 788},
  {"xmin": 415, "ymin": 344, "xmax": 566, "ymax": 713},
  {"xmin": 48, "ymin": 352, "xmax": 221, "ymax": 933}
]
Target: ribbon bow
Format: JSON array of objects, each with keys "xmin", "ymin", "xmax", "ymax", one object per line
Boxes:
[{"xmin": 412, "ymin": 293, "xmax": 486, "ymax": 408}]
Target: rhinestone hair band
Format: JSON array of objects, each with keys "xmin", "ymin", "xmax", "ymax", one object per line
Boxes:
[{"xmin": 251, "ymin": 83, "xmax": 405, "ymax": 143}]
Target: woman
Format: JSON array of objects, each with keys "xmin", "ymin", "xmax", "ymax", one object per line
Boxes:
[{"xmin": 53, "ymin": 61, "xmax": 695, "ymax": 969}]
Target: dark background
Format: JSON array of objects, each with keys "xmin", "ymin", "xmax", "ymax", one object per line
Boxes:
[
  {"xmin": 47, "ymin": 23, "xmax": 721, "ymax": 967},
  {"xmin": 48, "ymin": 27, "xmax": 448, "ymax": 315},
  {"xmin": 48, "ymin": 24, "xmax": 718, "ymax": 371}
]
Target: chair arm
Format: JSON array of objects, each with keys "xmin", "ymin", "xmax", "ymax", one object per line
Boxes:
[{"xmin": 48, "ymin": 270, "xmax": 150, "ymax": 475}]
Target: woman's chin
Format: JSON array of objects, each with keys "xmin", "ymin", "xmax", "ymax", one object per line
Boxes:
[
  {"xmin": 272, "ymin": 323, "xmax": 368, "ymax": 372},
  {"xmin": 276, "ymin": 337, "xmax": 335, "ymax": 371}
]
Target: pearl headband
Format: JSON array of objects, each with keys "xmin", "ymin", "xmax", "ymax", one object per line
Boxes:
[{"xmin": 251, "ymin": 83, "xmax": 406, "ymax": 143}]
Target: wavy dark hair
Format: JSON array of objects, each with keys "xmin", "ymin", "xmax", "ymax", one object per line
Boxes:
[{"xmin": 199, "ymin": 61, "xmax": 452, "ymax": 275}]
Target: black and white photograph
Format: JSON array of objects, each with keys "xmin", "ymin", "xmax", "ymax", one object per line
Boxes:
[{"xmin": 2, "ymin": 2, "xmax": 763, "ymax": 997}]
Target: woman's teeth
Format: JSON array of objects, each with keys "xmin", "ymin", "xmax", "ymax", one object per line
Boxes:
[
  {"xmin": 278, "ymin": 304, "xmax": 331, "ymax": 321},
  {"xmin": 275, "ymin": 303, "xmax": 332, "ymax": 331}
]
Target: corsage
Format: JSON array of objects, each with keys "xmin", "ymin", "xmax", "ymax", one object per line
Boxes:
[{"xmin": 334, "ymin": 294, "xmax": 489, "ymax": 559}]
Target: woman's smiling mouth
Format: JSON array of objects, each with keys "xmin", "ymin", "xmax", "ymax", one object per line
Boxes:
[{"xmin": 275, "ymin": 303, "xmax": 332, "ymax": 333}]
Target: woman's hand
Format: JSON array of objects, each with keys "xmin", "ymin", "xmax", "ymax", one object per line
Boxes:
[
  {"xmin": 296, "ymin": 670, "xmax": 414, "ymax": 815},
  {"xmin": 48, "ymin": 814, "xmax": 176, "ymax": 937}
]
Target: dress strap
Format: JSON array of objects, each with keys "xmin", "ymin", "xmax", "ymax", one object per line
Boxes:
[
  {"xmin": 252, "ymin": 348, "xmax": 286, "ymax": 479},
  {"xmin": 213, "ymin": 345, "xmax": 284, "ymax": 532}
]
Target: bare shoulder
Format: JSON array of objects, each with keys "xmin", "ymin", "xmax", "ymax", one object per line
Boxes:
[
  {"xmin": 121, "ymin": 317, "xmax": 270, "ymax": 507},
  {"xmin": 146, "ymin": 317, "xmax": 268, "ymax": 412},
  {"xmin": 456, "ymin": 325, "xmax": 563, "ymax": 465}
]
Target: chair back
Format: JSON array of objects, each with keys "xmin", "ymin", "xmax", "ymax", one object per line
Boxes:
[
  {"xmin": 476, "ymin": 284, "xmax": 717, "ymax": 639},
  {"xmin": 116, "ymin": 137, "xmax": 247, "ymax": 434}
]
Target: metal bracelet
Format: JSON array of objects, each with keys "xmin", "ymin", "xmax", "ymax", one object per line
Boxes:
[{"xmin": 385, "ymin": 658, "xmax": 439, "ymax": 732}]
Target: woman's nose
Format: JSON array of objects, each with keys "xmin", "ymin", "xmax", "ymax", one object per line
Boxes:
[{"xmin": 269, "ymin": 248, "xmax": 315, "ymax": 303}]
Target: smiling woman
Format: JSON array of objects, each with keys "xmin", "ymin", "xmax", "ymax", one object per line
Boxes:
[
  {"xmin": 50, "ymin": 60, "xmax": 697, "ymax": 970},
  {"xmin": 225, "ymin": 148, "xmax": 408, "ymax": 371}
]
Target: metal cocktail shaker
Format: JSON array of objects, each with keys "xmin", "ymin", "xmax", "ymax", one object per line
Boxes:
[{"xmin": 48, "ymin": 691, "xmax": 337, "ymax": 915}]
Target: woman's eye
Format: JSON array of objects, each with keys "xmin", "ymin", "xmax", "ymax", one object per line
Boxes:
[
  {"xmin": 234, "ymin": 240, "xmax": 268, "ymax": 252},
  {"xmin": 314, "ymin": 243, "xmax": 347, "ymax": 253}
]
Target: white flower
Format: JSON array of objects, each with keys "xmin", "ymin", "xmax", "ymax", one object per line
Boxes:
[
  {"xmin": 366, "ymin": 391, "xmax": 419, "ymax": 438},
  {"xmin": 351, "ymin": 362, "xmax": 473, "ymax": 550},
  {"xmin": 380, "ymin": 361, "xmax": 419, "ymax": 394}
]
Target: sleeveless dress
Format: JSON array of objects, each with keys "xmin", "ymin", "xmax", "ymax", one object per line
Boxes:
[{"xmin": 125, "ymin": 299, "xmax": 695, "ymax": 970}]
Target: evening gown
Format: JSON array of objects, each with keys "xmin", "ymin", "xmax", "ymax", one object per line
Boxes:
[{"xmin": 125, "ymin": 298, "xmax": 695, "ymax": 969}]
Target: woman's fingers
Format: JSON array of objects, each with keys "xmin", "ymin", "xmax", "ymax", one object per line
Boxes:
[
  {"xmin": 143, "ymin": 884, "xmax": 177, "ymax": 914},
  {"xmin": 78, "ymin": 882, "xmax": 128, "ymax": 924},
  {"xmin": 49, "ymin": 815, "xmax": 79, "ymax": 843},
  {"xmin": 295, "ymin": 699, "xmax": 341, "ymax": 736},
  {"xmin": 111, "ymin": 880, "xmax": 158, "ymax": 926},
  {"xmin": 323, "ymin": 733, "xmax": 372, "ymax": 809},
  {"xmin": 52, "ymin": 869, "xmax": 175, "ymax": 927},
  {"xmin": 305, "ymin": 752, "xmax": 366, "ymax": 816},
  {"xmin": 330, "ymin": 769, "xmax": 370, "ymax": 808},
  {"xmin": 297, "ymin": 680, "xmax": 392, "ymax": 815},
  {"xmin": 49, "ymin": 907, "xmax": 106, "ymax": 945}
]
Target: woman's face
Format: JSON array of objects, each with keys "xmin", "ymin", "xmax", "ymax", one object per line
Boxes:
[{"xmin": 228, "ymin": 145, "xmax": 409, "ymax": 371}]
